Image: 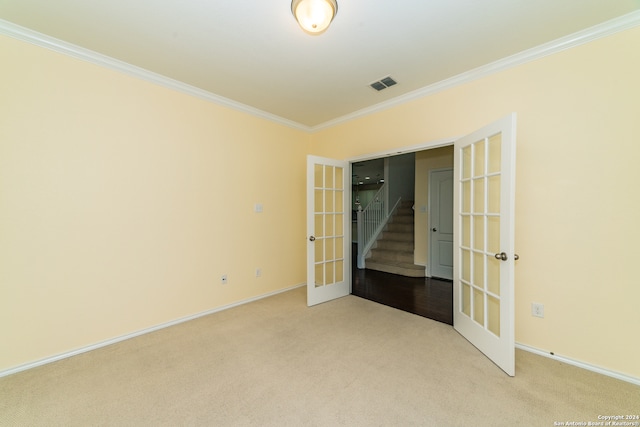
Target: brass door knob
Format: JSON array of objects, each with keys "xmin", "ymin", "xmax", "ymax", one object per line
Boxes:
[{"xmin": 494, "ymin": 252, "xmax": 508, "ymax": 261}]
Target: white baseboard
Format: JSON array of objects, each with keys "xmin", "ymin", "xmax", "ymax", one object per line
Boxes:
[
  {"xmin": 5, "ymin": 294, "xmax": 638, "ymax": 387},
  {"xmin": 516, "ymin": 342, "xmax": 640, "ymax": 386},
  {"xmin": 0, "ymin": 283, "xmax": 306, "ymax": 378}
]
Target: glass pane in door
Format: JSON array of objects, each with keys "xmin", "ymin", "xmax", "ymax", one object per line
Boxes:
[
  {"xmin": 473, "ymin": 179, "xmax": 485, "ymax": 213},
  {"xmin": 314, "ymin": 240, "xmax": 323, "ymax": 264},
  {"xmin": 315, "ymin": 263, "xmax": 324, "ymax": 287},
  {"xmin": 474, "ymin": 141, "xmax": 485, "ymax": 177},
  {"xmin": 462, "ymin": 146, "xmax": 472, "ymax": 179},
  {"xmin": 487, "ymin": 295, "xmax": 500, "ymax": 337},
  {"xmin": 335, "ymin": 260, "xmax": 344, "ymax": 282},
  {"xmin": 325, "ymin": 189, "xmax": 334, "ymax": 212},
  {"xmin": 312, "ymin": 163, "xmax": 345, "ymax": 289},
  {"xmin": 458, "ymin": 133, "xmax": 503, "ymax": 330},
  {"xmin": 462, "ymin": 283, "xmax": 471, "ymax": 316},
  {"xmin": 314, "ymin": 164, "xmax": 323, "ymax": 187},
  {"xmin": 473, "ymin": 288, "xmax": 484, "ymax": 326},
  {"xmin": 488, "ymin": 134, "xmax": 501, "ymax": 174},
  {"xmin": 325, "ymin": 214, "xmax": 334, "ymax": 237}
]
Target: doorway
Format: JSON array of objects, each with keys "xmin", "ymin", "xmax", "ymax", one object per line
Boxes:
[
  {"xmin": 350, "ymin": 146, "xmax": 454, "ymax": 323},
  {"xmin": 351, "ymin": 258, "xmax": 453, "ymax": 324}
]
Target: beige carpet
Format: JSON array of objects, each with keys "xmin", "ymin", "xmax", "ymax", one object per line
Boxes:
[{"xmin": 1, "ymin": 287, "xmax": 638, "ymax": 426}]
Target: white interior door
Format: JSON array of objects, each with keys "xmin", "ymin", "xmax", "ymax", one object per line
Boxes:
[
  {"xmin": 429, "ymin": 168, "xmax": 454, "ymax": 280},
  {"xmin": 307, "ymin": 155, "xmax": 350, "ymax": 306},
  {"xmin": 453, "ymin": 113, "xmax": 517, "ymax": 376}
]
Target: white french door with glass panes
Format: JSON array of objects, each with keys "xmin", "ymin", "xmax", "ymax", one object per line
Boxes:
[
  {"xmin": 305, "ymin": 116, "xmax": 517, "ymax": 375},
  {"xmin": 453, "ymin": 113, "xmax": 517, "ymax": 376},
  {"xmin": 306, "ymin": 156, "xmax": 350, "ymax": 306}
]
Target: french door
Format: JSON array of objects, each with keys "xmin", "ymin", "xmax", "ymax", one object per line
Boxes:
[
  {"xmin": 453, "ymin": 113, "xmax": 517, "ymax": 376},
  {"xmin": 306, "ymin": 114, "xmax": 517, "ymax": 376},
  {"xmin": 306, "ymin": 156, "xmax": 350, "ymax": 306}
]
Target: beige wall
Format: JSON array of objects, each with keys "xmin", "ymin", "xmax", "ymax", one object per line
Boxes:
[
  {"xmin": 3, "ymin": 24, "xmax": 640, "ymax": 381},
  {"xmin": 0, "ymin": 35, "xmax": 308, "ymax": 371},
  {"xmin": 414, "ymin": 147, "xmax": 454, "ymax": 268},
  {"xmin": 310, "ymin": 27, "xmax": 640, "ymax": 378}
]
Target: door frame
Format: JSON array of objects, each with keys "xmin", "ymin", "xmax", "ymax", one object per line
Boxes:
[
  {"xmin": 347, "ymin": 138, "xmax": 457, "ymax": 165},
  {"xmin": 347, "ymin": 137, "xmax": 457, "ymax": 273}
]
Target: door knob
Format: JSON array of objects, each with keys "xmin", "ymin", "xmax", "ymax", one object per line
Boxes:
[
  {"xmin": 494, "ymin": 252, "xmax": 508, "ymax": 261},
  {"xmin": 514, "ymin": 254, "xmax": 520, "ymax": 261},
  {"xmin": 432, "ymin": 228, "xmax": 437, "ymax": 232},
  {"xmin": 309, "ymin": 236, "xmax": 316, "ymax": 242}
]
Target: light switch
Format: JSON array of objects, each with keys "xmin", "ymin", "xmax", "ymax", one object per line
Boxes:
[{"xmin": 254, "ymin": 203, "xmax": 263, "ymax": 213}]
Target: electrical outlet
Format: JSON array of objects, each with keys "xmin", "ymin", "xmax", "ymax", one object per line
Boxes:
[
  {"xmin": 255, "ymin": 268, "xmax": 262, "ymax": 278},
  {"xmin": 221, "ymin": 274, "xmax": 228, "ymax": 284},
  {"xmin": 532, "ymin": 302, "xmax": 544, "ymax": 318}
]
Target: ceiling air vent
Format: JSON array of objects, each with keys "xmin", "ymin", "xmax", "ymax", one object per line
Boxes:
[{"xmin": 369, "ymin": 76, "xmax": 397, "ymax": 92}]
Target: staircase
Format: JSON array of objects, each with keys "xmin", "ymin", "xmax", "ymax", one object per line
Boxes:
[{"xmin": 365, "ymin": 201, "xmax": 426, "ymax": 277}]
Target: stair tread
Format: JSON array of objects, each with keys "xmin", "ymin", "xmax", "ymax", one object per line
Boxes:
[
  {"xmin": 369, "ymin": 253, "xmax": 415, "ymax": 263},
  {"xmin": 380, "ymin": 234, "xmax": 413, "ymax": 242},
  {"xmin": 360, "ymin": 200, "xmax": 423, "ymax": 277},
  {"xmin": 383, "ymin": 230, "xmax": 413, "ymax": 235},
  {"xmin": 377, "ymin": 240, "xmax": 413, "ymax": 246},
  {"xmin": 367, "ymin": 260, "xmax": 425, "ymax": 270},
  {"xmin": 365, "ymin": 261, "xmax": 425, "ymax": 277},
  {"xmin": 375, "ymin": 245, "xmax": 413, "ymax": 251},
  {"xmin": 371, "ymin": 248, "xmax": 413, "ymax": 254}
]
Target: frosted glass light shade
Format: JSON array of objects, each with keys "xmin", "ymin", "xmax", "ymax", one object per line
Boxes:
[{"xmin": 291, "ymin": 0, "xmax": 338, "ymax": 35}]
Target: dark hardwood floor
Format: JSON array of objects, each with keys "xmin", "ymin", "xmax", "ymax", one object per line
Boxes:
[{"xmin": 351, "ymin": 245, "xmax": 453, "ymax": 325}]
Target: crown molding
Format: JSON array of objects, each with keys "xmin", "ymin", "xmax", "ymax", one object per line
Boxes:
[
  {"xmin": 0, "ymin": 19, "xmax": 311, "ymax": 133},
  {"xmin": 310, "ymin": 10, "xmax": 640, "ymax": 132},
  {"xmin": 2, "ymin": 10, "xmax": 640, "ymax": 134}
]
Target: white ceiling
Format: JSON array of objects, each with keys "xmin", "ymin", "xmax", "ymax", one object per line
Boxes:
[{"xmin": 1, "ymin": 0, "xmax": 639, "ymax": 129}]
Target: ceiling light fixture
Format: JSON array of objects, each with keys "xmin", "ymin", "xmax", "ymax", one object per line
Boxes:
[{"xmin": 291, "ymin": 0, "xmax": 338, "ymax": 35}]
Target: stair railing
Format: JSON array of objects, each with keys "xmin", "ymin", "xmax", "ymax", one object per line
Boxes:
[{"xmin": 356, "ymin": 183, "xmax": 402, "ymax": 269}]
